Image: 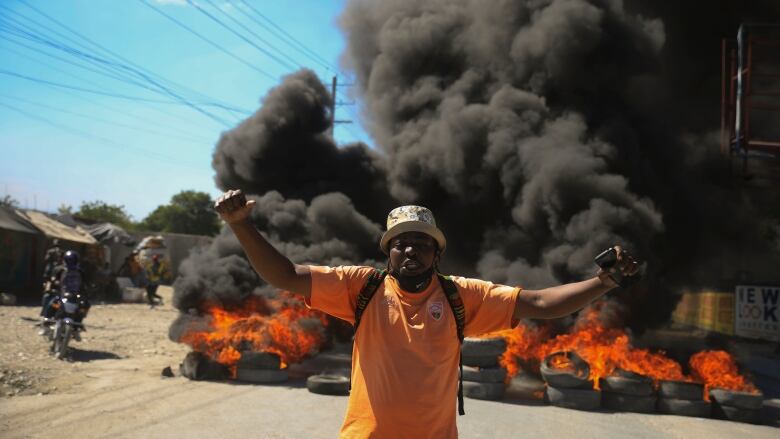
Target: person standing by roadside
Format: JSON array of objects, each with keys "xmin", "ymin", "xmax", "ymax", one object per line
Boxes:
[
  {"xmin": 42, "ymin": 238, "xmax": 63, "ymax": 282},
  {"xmin": 144, "ymin": 254, "xmax": 168, "ymax": 308},
  {"xmin": 118, "ymin": 250, "xmax": 144, "ymax": 287}
]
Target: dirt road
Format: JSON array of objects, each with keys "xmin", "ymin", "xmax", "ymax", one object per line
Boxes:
[{"xmin": 1, "ymin": 287, "xmax": 779, "ymax": 439}]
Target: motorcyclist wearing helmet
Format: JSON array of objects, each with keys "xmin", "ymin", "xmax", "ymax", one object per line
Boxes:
[
  {"xmin": 40, "ymin": 250, "xmax": 90, "ymax": 338},
  {"xmin": 60, "ymin": 250, "xmax": 83, "ymax": 295}
]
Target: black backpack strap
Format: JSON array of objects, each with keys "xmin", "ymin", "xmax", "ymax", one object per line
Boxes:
[
  {"xmin": 350, "ymin": 268, "xmax": 387, "ymax": 393},
  {"xmin": 438, "ymin": 274, "xmax": 466, "ymax": 416},
  {"xmin": 354, "ymin": 268, "xmax": 387, "ymax": 333}
]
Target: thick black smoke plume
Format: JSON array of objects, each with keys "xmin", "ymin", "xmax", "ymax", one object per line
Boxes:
[
  {"xmin": 212, "ymin": 69, "xmax": 393, "ymax": 221},
  {"xmin": 173, "ymin": 0, "xmax": 780, "ymax": 335},
  {"xmin": 171, "ymin": 191, "xmax": 382, "ymax": 338}
]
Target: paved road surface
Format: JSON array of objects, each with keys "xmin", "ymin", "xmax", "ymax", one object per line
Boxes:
[
  {"xmin": 1, "ymin": 287, "xmax": 778, "ymax": 439},
  {"xmin": 2, "ymin": 357, "xmax": 779, "ymax": 439}
]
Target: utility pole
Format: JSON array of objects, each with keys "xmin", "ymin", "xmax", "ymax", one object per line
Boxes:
[{"xmin": 327, "ymin": 75, "xmax": 353, "ymax": 138}]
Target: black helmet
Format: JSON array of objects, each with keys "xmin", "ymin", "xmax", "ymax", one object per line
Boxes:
[{"xmin": 63, "ymin": 250, "xmax": 80, "ymax": 269}]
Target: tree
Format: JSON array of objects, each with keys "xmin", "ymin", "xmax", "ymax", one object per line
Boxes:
[
  {"xmin": 76, "ymin": 201, "xmax": 134, "ymax": 228},
  {"xmin": 0, "ymin": 195, "xmax": 19, "ymax": 208},
  {"xmin": 57, "ymin": 204, "xmax": 73, "ymax": 216},
  {"xmin": 139, "ymin": 190, "xmax": 220, "ymax": 236}
]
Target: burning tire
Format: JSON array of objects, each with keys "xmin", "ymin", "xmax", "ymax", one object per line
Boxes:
[
  {"xmin": 656, "ymin": 398, "xmax": 711, "ymax": 418},
  {"xmin": 180, "ymin": 351, "xmax": 229, "ymax": 381},
  {"xmin": 461, "ymin": 366, "xmax": 507, "ymax": 383},
  {"xmin": 462, "ymin": 381, "xmax": 506, "ymax": 401},
  {"xmin": 658, "ymin": 380, "xmax": 704, "ymax": 400},
  {"xmin": 713, "ymin": 403, "xmax": 763, "ymax": 424},
  {"xmin": 708, "ymin": 388, "xmax": 763, "ymax": 410},
  {"xmin": 544, "ymin": 385, "xmax": 601, "ymax": 411},
  {"xmin": 235, "ymin": 367, "xmax": 288, "ymax": 384},
  {"xmin": 237, "ymin": 351, "xmax": 282, "ymax": 369},
  {"xmin": 462, "ymin": 337, "xmax": 506, "ymax": 358},
  {"xmin": 540, "ymin": 351, "xmax": 591, "ymax": 389},
  {"xmin": 601, "ymin": 391, "xmax": 656, "ymax": 414},
  {"xmin": 306, "ymin": 374, "xmax": 350, "ymax": 396},
  {"xmin": 599, "ymin": 371, "xmax": 654, "ymax": 396}
]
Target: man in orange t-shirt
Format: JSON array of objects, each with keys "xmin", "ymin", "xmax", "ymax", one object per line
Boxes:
[{"xmin": 215, "ymin": 190, "xmax": 639, "ymax": 439}]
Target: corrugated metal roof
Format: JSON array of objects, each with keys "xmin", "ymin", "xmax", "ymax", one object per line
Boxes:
[
  {"xmin": 17, "ymin": 210, "xmax": 98, "ymax": 245},
  {"xmin": 0, "ymin": 205, "xmax": 40, "ymax": 235}
]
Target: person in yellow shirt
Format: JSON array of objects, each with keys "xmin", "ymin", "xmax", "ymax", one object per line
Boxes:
[
  {"xmin": 215, "ymin": 189, "xmax": 639, "ymax": 439},
  {"xmin": 144, "ymin": 254, "xmax": 169, "ymax": 307}
]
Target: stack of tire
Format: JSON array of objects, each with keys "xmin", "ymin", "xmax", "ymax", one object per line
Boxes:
[
  {"xmin": 234, "ymin": 351, "xmax": 288, "ymax": 384},
  {"xmin": 461, "ymin": 336, "xmax": 508, "ymax": 401},
  {"xmin": 656, "ymin": 380, "xmax": 711, "ymax": 418},
  {"xmin": 541, "ymin": 351, "xmax": 600, "ymax": 411},
  {"xmin": 600, "ymin": 369, "xmax": 656, "ymax": 414},
  {"xmin": 709, "ymin": 388, "xmax": 764, "ymax": 424}
]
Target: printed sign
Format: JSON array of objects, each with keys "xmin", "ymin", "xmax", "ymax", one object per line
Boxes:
[{"xmin": 735, "ymin": 285, "xmax": 780, "ymax": 341}]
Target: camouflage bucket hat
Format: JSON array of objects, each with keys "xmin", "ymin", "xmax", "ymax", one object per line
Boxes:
[{"xmin": 379, "ymin": 205, "xmax": 446, "ymax": 254}]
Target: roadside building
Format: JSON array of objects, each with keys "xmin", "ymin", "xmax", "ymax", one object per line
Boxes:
[
  {"xmin": 16, "ymin": 209, "xmax": 102, "ymax": 296},
  {"xmin": 0, "ymin": 206, "xmax": 45, "ymax": 299}
]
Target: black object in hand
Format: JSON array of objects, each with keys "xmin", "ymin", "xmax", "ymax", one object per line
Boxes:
[
  {"xmin": 594, "ymin": 247, "xmax": 618, "ymax": 269},
  {"xmin": 594, "ymin": 247, "xmax": 640, "ymax": 288}
]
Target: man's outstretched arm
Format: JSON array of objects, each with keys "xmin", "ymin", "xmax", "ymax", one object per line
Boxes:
[
  {"xmin": 513, "ymin": 246, "xmax": 638, "ymax": 320},
  {"xmin": 215, "ymin": 190, "xmax": 312, "ymax": 298}
]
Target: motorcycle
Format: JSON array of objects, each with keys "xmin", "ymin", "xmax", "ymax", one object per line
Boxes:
[{"xmin": 49, "ymin": 290, "xmax": 89, "ymax": 359}]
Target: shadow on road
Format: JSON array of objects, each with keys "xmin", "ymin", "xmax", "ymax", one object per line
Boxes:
[
  {"xmin": 224, "ymin": 376, "xmax": 310, "ymax": 391},
  {"xmin": 762, "ymin": 403, "xmax": 780, "ymax": 428},
  {"xmin": 68, "ymin": 348, "xmax": 122, "ymax": 362}
]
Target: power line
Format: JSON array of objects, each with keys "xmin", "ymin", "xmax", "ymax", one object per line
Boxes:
[
  {"xmin": 136, "ymin": 0, "xmax": 277, "ymax": 81},
  {"xmin": 0, "ymin": 9, "xmax": 165, "ymax": 97},
  {"xmin": 12, "ymin": 0, "xmax": 245, "ymax": 126},
  {"xmin": 0, "ymin": 69, "xmax": 202, "ymax": 104},
  {"xmin": 0, "ymin": 22, "xmax": 237, "ymax": 125},
  {"xmin": 0, "ymin": 19, "xmax": 235, "ymax": 127},
  {"xmin": 0, "ymin": 43, "xmax": 227, "ymax": 133},
  {"xmin": 0, "ymin": 25, "xmax": 192, "ymax": 103},
  {"xmin": 0, "ymin": 93, "xmax": 215, "ymax": 144},
  {"xmin": 14, "ymin": 0, "xmax": 249, "ymax": 116},
  {"xmin": 186, "ymin": 0, "xmax": 298, "ymax": 72},
  {"xmin": 1, "ymin": 21, "xmax": 247, "ymax": 119},
  {"xmin": 0, "ymin": 101, "xmax": 204, "ymax": 169},
  {"xmin": 202, "ymin": 0, "xmax": 303, "ymax": 71},
  {"xmin": 236, "ymin": 0, "xmax": 339, "ymax": 74}
]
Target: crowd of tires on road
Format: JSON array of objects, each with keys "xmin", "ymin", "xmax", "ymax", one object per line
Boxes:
[
  {"xmin": 539, "ymin": 350, "xmax": 764, "ymax": 424},
  {"xmin": 176, "ymin": 338, "xmax": 765, "ymax": 424}
]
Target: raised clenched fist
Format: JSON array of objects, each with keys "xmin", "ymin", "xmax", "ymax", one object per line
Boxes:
[{"xmin": 214, "ymin": 189, "xmax": 256, "ymax": 225}]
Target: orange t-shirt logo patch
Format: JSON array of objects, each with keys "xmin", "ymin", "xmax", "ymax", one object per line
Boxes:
[{"xmin": 428, "ymin": 301, "xmax": 443, "ymax": 321}]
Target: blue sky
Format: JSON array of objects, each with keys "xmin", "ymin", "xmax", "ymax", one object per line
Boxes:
[{"xmin": 0, "ymin": 0, "xmax": 370, "ymax": 220}]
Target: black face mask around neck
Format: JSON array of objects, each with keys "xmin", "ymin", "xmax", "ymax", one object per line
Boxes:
[{"xmin": 389, "ymin": 265, "xmax": 435, "ymax": 293}]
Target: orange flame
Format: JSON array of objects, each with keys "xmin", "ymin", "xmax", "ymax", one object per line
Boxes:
[
  {"xmin": 689, "ymin": 350, "xmax": 759, "ymax": 399},
  {"xmin": 492, "ymin": 301, "xmax": 694, "ymax": 390},
  {"xmin": 549, "ymin": 353, "xmax": 575, "ymax": 371},
  {"xmin": 180, "ymin": 292, "xmax": 328, "ymax": 375}
]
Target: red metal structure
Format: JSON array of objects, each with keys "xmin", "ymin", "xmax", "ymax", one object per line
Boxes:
[{"xmin": 722, "ymin": 24, "xmax": 780, "ymax": 175}]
